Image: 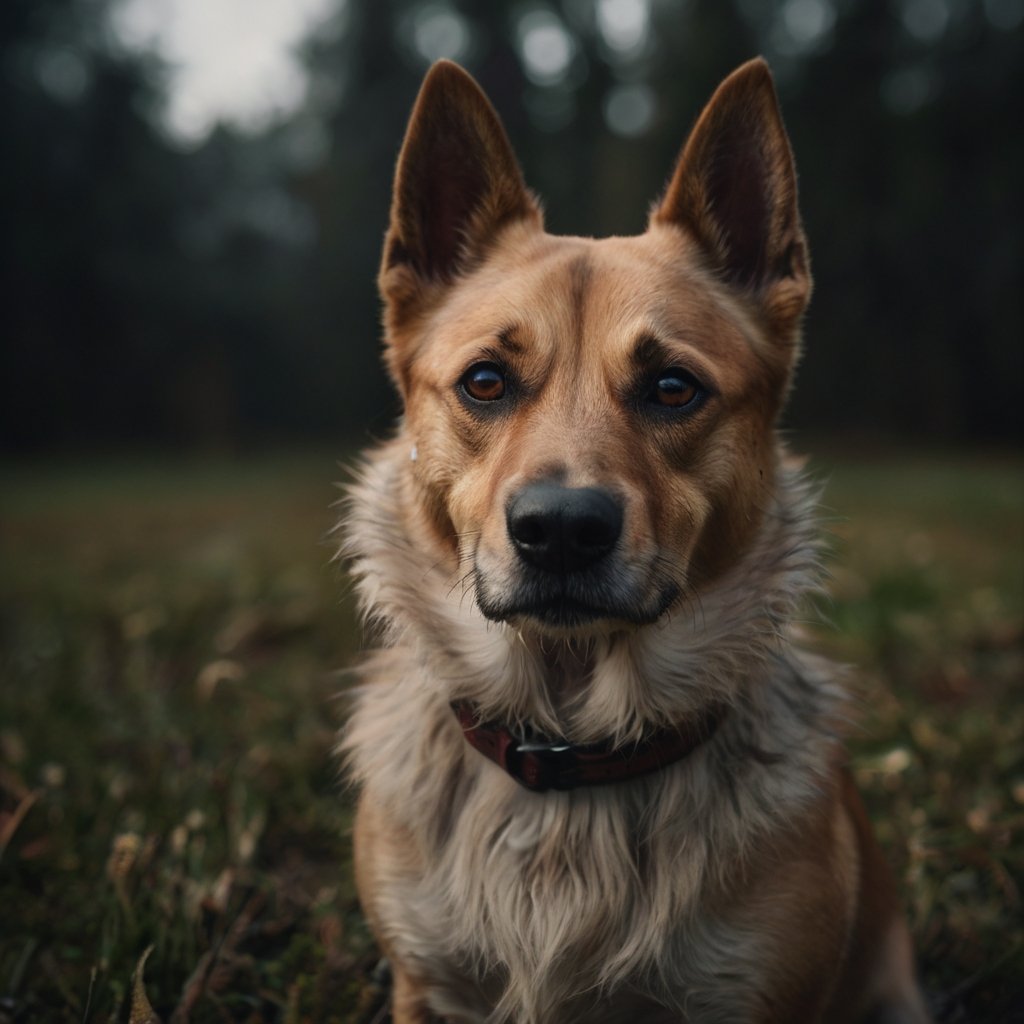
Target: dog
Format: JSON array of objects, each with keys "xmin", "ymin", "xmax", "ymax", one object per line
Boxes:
[{"xmin": 341, "ymin": 57, "xmax": 931, "ymax": 1024}]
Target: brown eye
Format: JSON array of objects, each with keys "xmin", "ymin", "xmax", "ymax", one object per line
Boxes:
[
  {"xmin": 462, "ymin": 363, "xmax": 506, "ymax": 402},
  {"xmin": 651, "ymin": 369, "xmax": 702, "ymax": 409}
]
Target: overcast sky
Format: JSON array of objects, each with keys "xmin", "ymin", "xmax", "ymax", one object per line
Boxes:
[{"xmin": 112, "ymin": 0, "xmax": 336, "ymax": 141}]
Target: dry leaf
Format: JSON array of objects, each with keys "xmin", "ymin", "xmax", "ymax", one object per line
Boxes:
[{"xmin": 130, "ymin": 946, "xmax": 162, "ymax": 1024}]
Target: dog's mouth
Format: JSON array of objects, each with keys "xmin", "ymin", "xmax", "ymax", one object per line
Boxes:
[{"xmin": 475, "ymin": 573, "xmax": 679, "ymax": 630}]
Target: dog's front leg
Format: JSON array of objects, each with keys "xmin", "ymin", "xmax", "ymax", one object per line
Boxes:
[
  {"xmin": 353, "ymin": 796, "xmax": 443, "ymax": 1022},
  {"xmin": 390, "ymin": 964, "xmax": 441, "ymax": 1024}
]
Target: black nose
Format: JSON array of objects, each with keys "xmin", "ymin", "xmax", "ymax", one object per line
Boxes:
[{"xmin": 506, "ymin": 483, "xmax": 623, "ymax": 574}]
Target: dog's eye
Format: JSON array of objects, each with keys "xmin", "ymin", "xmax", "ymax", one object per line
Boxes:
[
  {"xmin": 650, "ymin": 369, "xmax": 702, "ymax": 409},
  {"xmin": 461, "ymin": 363, "xmax": 506, "ymax": 402}
]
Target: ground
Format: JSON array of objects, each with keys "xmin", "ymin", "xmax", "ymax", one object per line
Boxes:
[{"xmin": 1, "ymin": 448, "xmax": 1021, "ymax": 1023}]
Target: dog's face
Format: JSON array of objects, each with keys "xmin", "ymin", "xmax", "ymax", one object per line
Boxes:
[{"xmin": 378, "ymin": 60, "xmax": 810, "ymax": 638}]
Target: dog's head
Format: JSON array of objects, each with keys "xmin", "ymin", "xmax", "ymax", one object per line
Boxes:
[{"xmin": 377, "ymin": 59, "xmax": 810, "ymax": 639}]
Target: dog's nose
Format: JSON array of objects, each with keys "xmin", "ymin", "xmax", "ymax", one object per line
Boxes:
[{"xmin": 506, "ymin": 483, "xmax": 623, "ymax": 574}]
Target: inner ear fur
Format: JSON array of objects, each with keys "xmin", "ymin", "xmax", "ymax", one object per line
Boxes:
[
  {"xmin": 651, "ymin": 58, "xmax": 811, "ymax": 336},
  {"xmin": 380, "ymin": 61, "xmax": 541, "ymax": 327}
]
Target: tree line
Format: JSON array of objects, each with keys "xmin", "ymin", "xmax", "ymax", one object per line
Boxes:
[{"xmin": 1, "ymin": 0, "xmax": 1020, "ymax": 451}]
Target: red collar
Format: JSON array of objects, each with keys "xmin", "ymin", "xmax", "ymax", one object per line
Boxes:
[{"xmin": 451, "ymin": 701, "xmax": 724, "ymax": 792}]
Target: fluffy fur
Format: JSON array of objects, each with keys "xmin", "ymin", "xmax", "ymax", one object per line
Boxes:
[
  {"xmin": 344, "ymin": 453, "xmax": 841, "ymax": 1021},
  {"xmin": 339, "ymin": 58, "xmax": 931, "ymax": 1023}
]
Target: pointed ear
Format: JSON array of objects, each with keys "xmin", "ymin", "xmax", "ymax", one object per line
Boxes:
[
  {"xmin": 380, "ymin": 61, "xmax": 541, "ymax": 323},
  {"xmin": 650, "ymin": 58, "xmax": 810, "ymax": 335}
]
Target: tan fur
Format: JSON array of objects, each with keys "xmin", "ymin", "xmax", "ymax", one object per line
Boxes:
[{"xmin": 340, "ymin": 58, "xmax": 931, "ymax": 1023}]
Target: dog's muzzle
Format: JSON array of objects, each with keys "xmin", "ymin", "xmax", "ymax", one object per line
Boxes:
[{"xmin": 475, "ymin": 482, "xmax": 674, "ymax": 628}]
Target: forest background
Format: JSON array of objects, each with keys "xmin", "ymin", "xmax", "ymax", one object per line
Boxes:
[{"xmin": 2, "ymin": 1, "xmax": 1022, "ymax": 1021}]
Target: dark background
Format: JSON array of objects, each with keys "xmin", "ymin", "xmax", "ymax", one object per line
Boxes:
[{"xmin": 1, "ymin": 0, "xmax": 1021, "ymax": 454}]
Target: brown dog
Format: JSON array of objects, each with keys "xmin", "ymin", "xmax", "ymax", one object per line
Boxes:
[{"xmin": 342, "ymin": 58, "xmax": 931, "ymax": 1024}]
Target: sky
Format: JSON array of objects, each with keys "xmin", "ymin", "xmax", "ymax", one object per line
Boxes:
[
  {"xmin": 111, "ymin": 0, "xmax": 336, "ymax": 141},
  {"xmin": 108, "ymin": 0, "xmax": 663, "ymax": 142}
]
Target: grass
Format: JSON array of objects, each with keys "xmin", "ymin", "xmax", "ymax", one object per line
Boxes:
[{"xmin": 1, "ymin": 448, "xmax": 1021, "ymax": 1022}]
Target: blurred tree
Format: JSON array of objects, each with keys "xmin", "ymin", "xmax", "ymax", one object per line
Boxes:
[
  {"xmin": 1, "ymin": 0, "xmax": 180, "ymax": 448},
  {"xmin": 0, "ymin": 0, "xmax": 348, "ymax": 449},
  {"xmin": 784, "ymin": 0, "xmax": 1023, "ymax": 440}
]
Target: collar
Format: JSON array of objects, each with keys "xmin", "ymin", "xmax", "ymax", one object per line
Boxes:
[{"xmin": 451, "ymin": 700, "xmax": 724, "ymax": 792}]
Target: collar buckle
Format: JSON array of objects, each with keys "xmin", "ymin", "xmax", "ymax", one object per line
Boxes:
[{"xmin": 507, "ymin": 740, "xmax": 577, "ymax": 792}]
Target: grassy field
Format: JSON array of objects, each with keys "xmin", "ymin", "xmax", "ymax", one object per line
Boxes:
[{"xmin": 1, "ymin": 449, "xmax": 1021, "ymax": 1023}]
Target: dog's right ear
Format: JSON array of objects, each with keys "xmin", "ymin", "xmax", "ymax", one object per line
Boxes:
[{"xmin": 379, "ymin": 61, "xmax": 541, "ymax": 338}]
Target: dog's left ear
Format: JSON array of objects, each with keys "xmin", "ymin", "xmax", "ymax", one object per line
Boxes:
[{"xmin": 651, "ymin": 58, "xmax": 810, "ymax": 337}]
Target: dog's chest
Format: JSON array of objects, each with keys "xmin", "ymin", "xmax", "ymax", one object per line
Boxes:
[{"xmin": 385, "ymin": 778, "xmax": 774, "ymax": 1024}]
